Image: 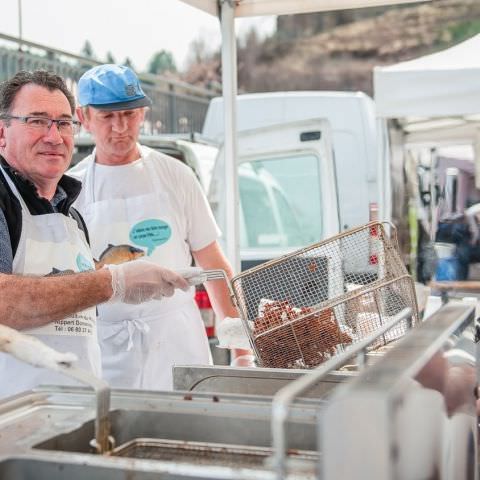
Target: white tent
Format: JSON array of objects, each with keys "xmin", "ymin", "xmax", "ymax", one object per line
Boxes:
[
  {"xmin": 374, "ymin": 34, "xmax": 480, "ymax": 143},
  {"xmin": 374, "ymin": 34, "xmax": 480, "ymax": 236},
  {"xmin": 182, "ymin": 0, "xmax": 427, "ymax": 16},
  {"xmin": 180, "ymin": 0, "xmax": 431, "ymax": 271}
]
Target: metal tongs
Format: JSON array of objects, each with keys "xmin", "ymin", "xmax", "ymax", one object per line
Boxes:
[
  {"xmin": 0, "ymin": 324, "xmax": 114, "ymax": 453},
  {"xmin": 178, "ymin": 269, "xmax": 254, "ymax": 350},
  {"xmin": 177, "ymin": 268, "xmax": 229, "ymax": 286}
]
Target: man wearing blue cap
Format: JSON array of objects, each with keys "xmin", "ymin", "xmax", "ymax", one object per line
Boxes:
[
  {"xmin": 70, "ymin": 64, "xmax": 251, "ymax": 391},
  {"xmin": 0, "ymin": 70, "xmax": 190, "ymax": 398}
]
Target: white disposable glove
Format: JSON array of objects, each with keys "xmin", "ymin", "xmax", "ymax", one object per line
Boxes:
[
  {"xmin": 230, "ymin": 354, "xmax": 257, "ymax": 368},
  {"xmin": 216, "ymin": 316, "xmax": 252, "ymax": 350},
  {"xmin": 0, "ymin": 324, "xmax": 78, "ymax": 372},
  {"xmin": 107, "ymin": 260, "xmax": 190, "ymax": 304},
  {"xmin": 176, "ymin": 267, "xmax": 208, "ymax": 286}
]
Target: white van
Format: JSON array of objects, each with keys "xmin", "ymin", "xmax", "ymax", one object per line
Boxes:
[{"xmin": 203, "ymin": 91, "xmax": 381, "ymax": 268}]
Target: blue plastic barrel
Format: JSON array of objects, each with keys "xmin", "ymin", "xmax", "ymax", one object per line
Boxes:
[
  {"xmin": 435, "ymin": 256, "xmax": 459, "ymax": 280},
  {"xmin": 434, "ymin": 242, "xmax": 459, "ymax": 281}
]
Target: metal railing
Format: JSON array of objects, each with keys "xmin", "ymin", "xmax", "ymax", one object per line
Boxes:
[{"xmin": 0, "ymin": 33, "xmax": 218, "ymax": 134}]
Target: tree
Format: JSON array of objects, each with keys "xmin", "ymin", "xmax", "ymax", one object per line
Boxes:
[
  {"xmin": 148, "ymin": 50, "xmax": 177, "ymax": 75},
  {"xmin": 186, "ymin": 35, "xmax": 211, "ymax": 67},
  {"xmin": 106, "ymin": 51, "xmax": 116, "ymax": 64},
  {"xmin": 123, "ymin": 57, "xmax": 135, "ymax": 70},
  {"xmin": 81, "ymin": 40, "xmax": 95, "ymax": 59},
  {"xmin": 78, "ymin": 40, "xmax": 96, "ymax": 70}
]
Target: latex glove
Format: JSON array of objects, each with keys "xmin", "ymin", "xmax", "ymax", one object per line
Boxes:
[
  {"xmin": 107, "ymin": 260, "xmax": 189, "ymax": 304},
  {"xmin": 0, "ymin": 324, "xmax": 78, "ymax": 372},
  {"xmin": 230, "ymin": 354, "xmax": 257, "ymax": 368},
  {"xmin": 176, "ymin": 267, "xmax": 208, "ymax": 286},
  {"xmin": 216, "ymin": 316, "xmax": 252, "ymax": 350}
]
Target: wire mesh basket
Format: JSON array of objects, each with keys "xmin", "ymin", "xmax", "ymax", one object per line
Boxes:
[{"xmin": 230, "ymin": 222, "xmax": 419, "ymax": 369}]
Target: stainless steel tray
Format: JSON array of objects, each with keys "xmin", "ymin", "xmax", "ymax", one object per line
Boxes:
[
  {"xmin": 110, "ymin": 438, "xmax": 317, "ymax": 471},
  {"xmin": 173, "ymin": 365, "xmax": 354, "ymax": 397}
]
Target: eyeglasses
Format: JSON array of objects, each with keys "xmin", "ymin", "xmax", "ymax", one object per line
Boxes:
[{"xmin": 0, "ymin": 115, "xmax": 81, "ymax": 136}]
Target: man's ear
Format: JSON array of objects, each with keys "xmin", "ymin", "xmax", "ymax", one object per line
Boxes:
[
  {"xmin": 76, "ymin": 107, "xmax": 90, "ymax": 132},
  {"xmin": 140, "ymin": 108, "xmax": 147, "ymax": 122},
  {"xmin": 0, "ymin": 122, "xmax": 6, "ymax": 148}
]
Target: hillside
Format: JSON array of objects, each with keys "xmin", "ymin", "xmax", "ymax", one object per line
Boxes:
[{"xmin": 183, "ymin": 0, "xmax": 480, "ymax": 95}]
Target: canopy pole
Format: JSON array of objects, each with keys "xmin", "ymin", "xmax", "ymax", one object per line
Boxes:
[
  {"xmin": 220, "ymin": 0, "xmax": 240, "ymax": 273},
  {"xmin": 376, "ymin": 118, "xmax": 393, "ymax": 224},
  {"xmin": 474, "ymin": 131, "xmax": 480, "ymax": 190}
]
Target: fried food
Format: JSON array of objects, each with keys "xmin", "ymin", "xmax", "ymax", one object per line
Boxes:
[{"xmin": 253, "ymin": 300, "xmax": 352, "ymax": 368}]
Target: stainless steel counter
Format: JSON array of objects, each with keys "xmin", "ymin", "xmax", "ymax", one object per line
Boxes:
[
  {"xmin": 0, "ymin": 302, "xmax": 477, "ymax": 479},
  {"xmin": 0, "ymin": 387, "xmax": 320, "ymax": 479}
]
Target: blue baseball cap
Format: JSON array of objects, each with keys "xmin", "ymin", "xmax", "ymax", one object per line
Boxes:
[{"xmin": 78, "ymin": 64, "xmax": 152, "ymax": 111}]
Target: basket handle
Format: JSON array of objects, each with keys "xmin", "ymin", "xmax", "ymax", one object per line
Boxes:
[{"xmin": 380, "ymin": 221, "xmax": 400, "ymax": 252}]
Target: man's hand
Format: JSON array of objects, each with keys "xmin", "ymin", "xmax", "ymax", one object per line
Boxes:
[
  {"xmin": 215, "ymin": 317, "xmax": 256, "ymax": 367},
  {"xmin": 230, "ymin": 353, "xmax": 256, "ymax": 367},
  {"xmin": 216, "ymin": 316, "xmax": 251, "ymax": 349},
  {"xmin": 107, "ymin": 260, "xmax": 189, "ymax": 304}
]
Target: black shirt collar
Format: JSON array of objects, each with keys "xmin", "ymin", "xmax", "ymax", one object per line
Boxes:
[{"xmin": 0, "ymin": 156, "xmax": 82, "ymax": 215}]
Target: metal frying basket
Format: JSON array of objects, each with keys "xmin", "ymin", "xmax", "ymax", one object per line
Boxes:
[{"xmin": 230, "ymin": 222, "xmax": 419, "ymax": 369}]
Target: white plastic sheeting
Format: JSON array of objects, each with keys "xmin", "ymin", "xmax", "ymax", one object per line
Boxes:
[
  {"xmin": 374, "ymin": 35, "xmax": 480, "ymax": 233},
  {"xmin": 181, "ymin": 0, "xmax": 428, "ymax": 17},
  {"xmin": 374, "ymin": 34, "xmax": 480, "ymax": 119}
]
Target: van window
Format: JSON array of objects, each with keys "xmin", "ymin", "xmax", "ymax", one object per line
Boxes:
[
  {"xmin": 272, "ymin": 188, "xmax": 305, "ymax": 246},
  {"xmin": 239, "ymin": 153, "xmax": 323, "ymax": 250},
  {"xmin": 239, "ymin": 170, "xmax": 279, "ymax": 247}
]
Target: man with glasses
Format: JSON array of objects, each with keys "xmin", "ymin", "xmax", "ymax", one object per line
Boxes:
[
  {"xmin": 0, "ymin": 70, "xmax": 190, "ymax": 398},
  {"xmin": 70, "ymin": 64, "xmax": 253, "ymax": 391}
]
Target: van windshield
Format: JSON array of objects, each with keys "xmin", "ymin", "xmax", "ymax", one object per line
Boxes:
[{"xmin": 239, "ymin": 153, "xmax": 323, "ymax": 250}]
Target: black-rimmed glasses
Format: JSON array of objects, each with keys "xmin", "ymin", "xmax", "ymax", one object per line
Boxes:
[{"xmin": 0, "ymin": 115, "xmax": 81, "ymax": 136}]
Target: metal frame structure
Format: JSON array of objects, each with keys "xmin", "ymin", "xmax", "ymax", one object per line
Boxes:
[
  {"xmin": 179, "ymin": 0, "xmax": 431, "ymax": 271},
  {"xmin": 0, "ymin": 33, "xmax": 216, "ymax": 134}
]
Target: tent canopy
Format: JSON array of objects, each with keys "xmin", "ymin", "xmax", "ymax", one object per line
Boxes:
[
  {"xmin": 374, "ymin": 34, "xmax": 480, "ymax": 218},
  {"xmin": 181, "ymin": 0, "xmax": 428, "ymax": 17},
  {"xmin": 179, "ymin": 0, "xmax": 433, "ymax": 269},
  {"xmin": 374, "ymin": 34, "xmax": 480, "ymax": 127}
]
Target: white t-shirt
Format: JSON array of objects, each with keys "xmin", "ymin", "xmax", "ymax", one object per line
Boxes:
[{"xmin": 69, "ymin": 145, "xmax": 220, "ymax": 256}]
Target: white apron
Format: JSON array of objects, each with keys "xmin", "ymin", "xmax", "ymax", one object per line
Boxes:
[
  {"xmin": 80, "ymin": 150, "xmax": 211, "ymax": 391},
  {"xmin": 0, "ymin": 166, "xmax": 100, "ymax": 398}
]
